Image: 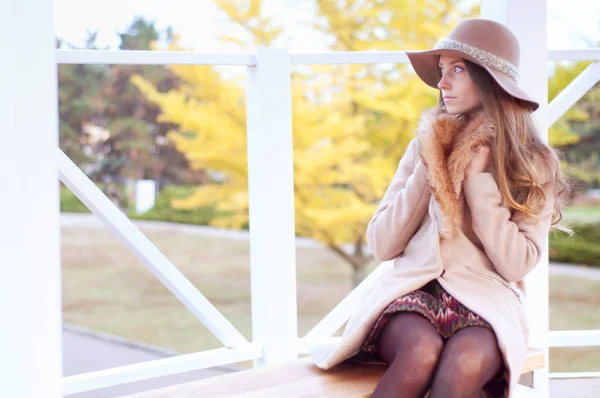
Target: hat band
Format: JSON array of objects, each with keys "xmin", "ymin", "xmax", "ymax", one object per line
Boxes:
[{"xmin": 434, "ymin": 38, "xmax": 519, "ymax": 81}]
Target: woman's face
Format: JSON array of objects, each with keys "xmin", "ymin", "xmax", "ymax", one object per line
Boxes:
[{"xmin": 437, "ymin": 55, "xmax": 482, "ymax": 115}]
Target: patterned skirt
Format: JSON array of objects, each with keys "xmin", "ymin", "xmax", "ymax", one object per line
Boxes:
[{"xmin": 348, "ymin": 278, "xmax": 507, "ymax": 397}]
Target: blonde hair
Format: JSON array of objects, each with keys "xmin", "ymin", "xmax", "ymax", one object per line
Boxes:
[{"xmin": 452, "ymin": 60, "xmax": 570, "ymax": 230}]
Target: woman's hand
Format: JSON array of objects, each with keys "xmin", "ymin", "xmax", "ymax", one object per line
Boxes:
[{"xmin": 465, "ymin": 146, "xmax": 493, "ymax": 178}]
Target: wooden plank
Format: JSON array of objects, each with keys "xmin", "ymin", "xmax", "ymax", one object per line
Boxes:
[
  {"xmin": 127, "ymin": 348, "xmax": 544, "ymax": 397},
  {"xmin": 522, "ymin": 347, "xmax": 544, "ymax": 373}
]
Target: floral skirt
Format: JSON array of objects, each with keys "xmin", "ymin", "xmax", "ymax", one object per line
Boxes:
[{"xmin": 348, "ymin": 279, "xmax": 507, "ymax": 397}]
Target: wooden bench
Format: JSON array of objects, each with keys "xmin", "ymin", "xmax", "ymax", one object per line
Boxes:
[{"xmin": 127, "ymin": 347, "xmax": 544, "ymax": 397}]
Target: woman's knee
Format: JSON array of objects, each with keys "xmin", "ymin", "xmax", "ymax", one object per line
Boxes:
[
  {"xmin": 401, "ymin": 330, "xmax": 445, "ymax": 375},
  {"xmin": 378, "ymin": 312, "xmax": 445, "ymax": 372},
  {"xmin": 437, "ymin": 326, "xmax": 503, "ymax": 380}
]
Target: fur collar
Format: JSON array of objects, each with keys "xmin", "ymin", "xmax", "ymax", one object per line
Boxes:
[{"xmin": 416, "ymin": 105, "xmax": 496, "ymax": 239}]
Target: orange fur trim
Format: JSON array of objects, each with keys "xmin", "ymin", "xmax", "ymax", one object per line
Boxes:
[{"xmin": 417, "ymin": 107, "xmax": 495, "ymax": 239}]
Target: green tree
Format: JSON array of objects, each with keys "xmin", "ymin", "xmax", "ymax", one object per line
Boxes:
[
  {"xmin": 97, "ymin": 17, "xmax": 188, "ymax": 185},
  {"xmin": 57, "ymin": 31, "xmax": 109, "ymax": 166}
]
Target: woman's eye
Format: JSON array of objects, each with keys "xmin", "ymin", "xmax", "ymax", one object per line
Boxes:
[{"xmin": 439, "ymin": 65, "xmax": 464, "ymax": 75}]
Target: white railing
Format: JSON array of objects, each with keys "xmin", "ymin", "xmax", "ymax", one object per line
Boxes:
[
  {"xmin": 546, "ymin": 50, "xmax": 600, "ymax": 381},
  {"xmin": 56, "ymin": 45, "xmax": 600, "ymax": 394},
  {"xmin": 5, "ymin": 0, "xmax": 599, "ymax": 396},
  {"xmin": 57, "ymin": 35, "xmax": 600, "ymax": 394}
]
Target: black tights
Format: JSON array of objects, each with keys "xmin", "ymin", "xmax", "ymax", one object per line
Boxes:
[{"xmin": 371, "ymin": 312, "xmax": 504, "ymax": 398}]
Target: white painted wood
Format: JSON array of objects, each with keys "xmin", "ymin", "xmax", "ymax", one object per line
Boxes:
[
  {"xmin": 550, "ymin": 330, "xmax": 600, "ymax": 347},
  {"xmin": 304, "ymin": 262, "xmax": 393, "ymax": 340},
  {"xmin": 481, "ymin": 1, "xmax": 549, "ymax": 395},
  {"xmin": 291, "ymin": 51, "xmax": 409, "ymax": 65},
  {"xmin": 550, "ymin": 372, "xmax": 600, "ymax": 379},
  {"xmin": 297, "ymin": 337, "xmax": 342, "ymax": 355},
  {"xmin": 58, "ymin": 149, "xmax": 248, "ymax": 348},
  {"xmin": 246, "ymin": 47, "xmax": 298, "ymax": 367},
  {"xmin": 514, "ymin": 384, "xmax": 542, "ymax": 398},
  {"xmin": 0, "ymin": 0, "xmax": 62, "ymax": 397},
  {"xmin": 549, "ymin": 49, "xmax": 600, "ymax": 61},
  {"xmin": 56, "ymin": 50, "xmax": 257, "ymax": 66},
  {"xmin": 135, "ymin": 179, "xmax": 157, "ymax": 214},
  {"xmin": 62, "ymin": 344, "xmax": 262, "ymax": 395},
  {"xmin": 548, "ymin": 61, "xmax": 600, "ymax": 126},
  {"xmin": 55, "ymin": 49, "xmax": 600, "ymax": 67}
]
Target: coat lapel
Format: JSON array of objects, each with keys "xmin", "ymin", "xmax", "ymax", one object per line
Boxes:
[{"xmin": 416, "ymin": 106, "xmax": 496, "ymax": 239}]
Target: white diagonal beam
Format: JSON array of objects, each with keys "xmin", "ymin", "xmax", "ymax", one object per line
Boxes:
[
  {"xmin": 548, "ymin": 61, "xmax": 600, "ymax": 127},
  {"xmin": 58, "ymin": 149, "xmax": 248, "ymax": 348},
  {"xmin": 63, "ymin": 344, "xmax": 262, "ymax": 395},
  {"xmin": 304, "ymin": 262, "xmax": 393, "ymax": 340}
]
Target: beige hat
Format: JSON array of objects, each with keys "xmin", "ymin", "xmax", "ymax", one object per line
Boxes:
[{"xmin": 405, "ymin": 18, "xmax": 539, "ymax": 111}]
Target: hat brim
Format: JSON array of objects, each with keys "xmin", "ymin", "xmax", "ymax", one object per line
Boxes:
[{"xmin": 405, "ymin": 49, "xmax": 539, "ymax": 112}]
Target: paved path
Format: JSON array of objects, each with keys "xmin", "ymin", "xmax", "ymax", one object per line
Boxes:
[
  {"xmin": 548, "ymin": 262, "xmax": 600, "ymax": 280},
  {"xmin": 61, "ymin": 212, "xmax": 600, "ymax": 276},
  {"xmin": 63, "ymin": 324, "xmax": 239, "ymax": 398},
  {"xmin": 61, "ymin": 212, "xmax": 326, "ymax": 249},
  {"xmin": 550, "ymin": 378, "xmax": 600, "ymax": 398}
]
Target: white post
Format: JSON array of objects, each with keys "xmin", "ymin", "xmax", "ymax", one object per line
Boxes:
[
  {"xmin": 135, "ymin": 179, "xmax": 156, "ymax": 214},
  {"xmin": 246, "ymin": 47, "xmax": 298, "ymax": 366},
  {"xmin": 0, "ymin": 0, "xmax": 62, "ymax": 397},
  {"xmin": 482, "ymin": 0, "xmax": 549, "ymax": 395}
]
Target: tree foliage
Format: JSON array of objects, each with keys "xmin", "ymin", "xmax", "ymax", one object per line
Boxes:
[
  {"xmin": 134, "ymin": 1, "xmax": 475, "ymax": 285},
  {"xmin": 548, "ymin": 60, "xmax": 600, "ymax": 186},
  {"xmin": 58, "ymin": 17, "xmax": 204, "ymax": 189}
]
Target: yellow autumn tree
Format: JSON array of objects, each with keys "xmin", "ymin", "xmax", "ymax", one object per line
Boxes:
[
  {"xmin": 548, "ymin": 61, "xmax": 591, "ymax": 147},
  {"xmin": 548, "ymin": 60, "xmax": 600, "ymax": 185},
  {"xmin": 133, "ymin": 0, "xmax": 475, "ymax": 286}
]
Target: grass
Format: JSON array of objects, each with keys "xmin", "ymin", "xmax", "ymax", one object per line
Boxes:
[
  {"xmin": 62, "ymin": 223, "xmax": 599, "ymax": 373},
  {"xmin": 562, "ymin": 205, "xmax": 600, "ymax": 225},
  {"xmin": 549, "ymin": 275, "xmax": 600, "ymax": 372},
  {"xmin": 61, "ymin": 225, "xmax": 358, "ymax": 363}
]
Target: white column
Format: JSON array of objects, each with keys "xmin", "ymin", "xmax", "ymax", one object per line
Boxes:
[
  {"xmin": 246, "ymin": 47, "xmax": 298, "ymax": 366},
  {"xmin": 0, "ymin": 0, "xmax": 62, "ymax": 397},
  {"xmin": 481, "ymin": 0, "xmax": 549, "ymax": 395}
]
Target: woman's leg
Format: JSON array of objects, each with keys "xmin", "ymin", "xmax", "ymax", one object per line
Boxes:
[
  {"xmin": 428, "ymin": 326, "xmax": 504, "ymax": 398},
  {"xmin": 371, "ymin": 312, "xmax": 445, "ymax": 398}
]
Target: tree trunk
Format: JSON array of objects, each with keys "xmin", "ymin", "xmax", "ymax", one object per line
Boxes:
[{"xmin": 352, "ymin": 261, "xmax": 369, "ymax": 288}]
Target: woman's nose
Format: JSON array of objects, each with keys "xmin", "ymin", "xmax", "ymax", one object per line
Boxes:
[{"xmin": 437, "ymin": 75, "xmax": 450, "ymax": 90}]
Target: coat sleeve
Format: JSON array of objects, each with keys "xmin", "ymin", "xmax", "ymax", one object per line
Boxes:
[
  {"xmin": 366, "ymin": 138, "xmax": 431, "ymax": 262},
  {"xmin": 463, "ymin": 172, "xmax": 555, "ymax": 282}
]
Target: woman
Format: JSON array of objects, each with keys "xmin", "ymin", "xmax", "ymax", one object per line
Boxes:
[{"xmin": 310, "ymin": 18, "xmax": 568, "ymax": 398}]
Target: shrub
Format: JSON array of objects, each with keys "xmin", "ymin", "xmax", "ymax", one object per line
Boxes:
[
  {"xmin": 549, "ymin": 222, "xmax": 600, "ymax": 267},
  {"xmin": 60, "ymin": 184, "xmax": 90, "ymax": 213},
  {"xmin": 129, "ymin": 185, "xmax": 229, "ymax": 226}
]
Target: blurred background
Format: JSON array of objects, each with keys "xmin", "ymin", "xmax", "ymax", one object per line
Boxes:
[{"xmin": 54, "ymin": 0, "xmax": 600, "ymax": 396}]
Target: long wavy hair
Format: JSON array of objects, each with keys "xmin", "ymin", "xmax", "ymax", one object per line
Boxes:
[{"xmin": 439, "ymin": 60, "xmax": 570, "ymax": 230}]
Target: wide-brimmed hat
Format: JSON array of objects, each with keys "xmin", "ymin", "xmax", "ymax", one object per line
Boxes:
[{"xmin": 405, "ymin": 18, "xmax": 539, "ymax": 111}]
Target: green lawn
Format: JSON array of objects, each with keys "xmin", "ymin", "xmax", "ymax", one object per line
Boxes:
[
  {"xmin": 549, "ymin": 275, "xmax": 600, "ymax": 372},
  {"xmin": 562, "ymin": 205, "xmax": 600, "ymax": 225},
  {"xmin": 62, "ymin": 224, "xmax": 600, "ymax": 372}
]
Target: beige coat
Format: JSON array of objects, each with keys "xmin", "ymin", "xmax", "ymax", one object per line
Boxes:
[{"xmin": 310, "ymin": 107, "xmax": 555, "ymax": 398}]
